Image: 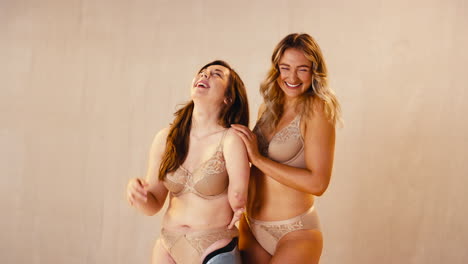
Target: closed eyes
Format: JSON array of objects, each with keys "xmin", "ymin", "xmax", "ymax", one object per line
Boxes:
[{"xmin": 199, "ymin": 70, "xmax": 224, "ymax": 78}]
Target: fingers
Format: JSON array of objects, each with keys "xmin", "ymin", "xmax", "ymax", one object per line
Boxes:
[
  {"xmin": 228, "ymin": 208, "xmax": 245, "ymax": 229},
  {"xmin": 133, "ymin": 189, "xmax": 148, "ymax": 203},
  {"xmin": 132, "ymin": 179, "xmax": 147, "ymax": 202},
  {"xmin": 138, "ymin": 178, "xmax": 150, "ymax": 187},
  {"xmin": 232, "ymin": 130, "xmax": 248, "ymax": 149},
  {"xmin": 231, "ymin": 125, "xmax": 260, "ymax": 162},
  {"xmin": 127, "ymin": 178, "xmax": 148, "ymax": 206},
  {"xmin": 127, "ymin": 193, "xmax": 134, "ymax": 206},
  {"xmin": 231, "ymin": 124, "xmax": 253, "ymax": 139},
  {"xmin": 231, "ymin": 125, "xmax": 256, "ymax": 145},
  {"xmin": 227, "ymin": 217, "xmax": 237, "ymax": 229},
  {"xmin": 136, "ymin": 179, "xmax": 149, "ymax": 196}
]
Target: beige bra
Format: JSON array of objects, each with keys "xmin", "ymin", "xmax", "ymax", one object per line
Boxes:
[
  {"xmin": 254, "ymin": 115, "xmax": 306, "ymax": 168},
  {"xmin": 163, "ymin": 130, "xmax": 229, "ymax": 199}
]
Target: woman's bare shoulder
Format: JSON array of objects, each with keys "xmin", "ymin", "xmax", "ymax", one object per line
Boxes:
[
  {"xmin": 224, "ymin": 127, "xmax": 243, "ymax": 145},
  {"xmin": 150, "ymin": 126, "xmax": 170, "ymax": 151},
  {"xmin": 302, "ymin": 98, "xmax": 327, "ymax": 121}
]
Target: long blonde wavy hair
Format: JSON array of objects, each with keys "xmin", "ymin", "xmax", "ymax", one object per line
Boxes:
[{"xmin": 258, "ymin": 33, "xmax": 341, "ymax": 132}]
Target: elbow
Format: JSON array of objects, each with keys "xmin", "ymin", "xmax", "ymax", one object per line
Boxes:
[
  {"xmin": 314, "ymin": 187, "xmax": 327, "ymax": 196},
  {"xmin": 141, "ymin": 193, "xmax": 163, "ymax": 216},
  {"xmin": 143, "ymin": 211, "xmax": 154, "ymax": 216},
  {"xmin": 229, "ymin": 190, "xmax": 247, "ymax": 210},
  {"xmin": 308, "ymin": 170, "xmax": 332, "ymax": 196},
  {"xmin": 308, "ymin": 178, "xmax": 330, "ymax": 196},
  {"xmin": 142, "ymin": 207, "xmax": 159, "ymax": 216},
  {"xmin": 144, "ymin": 208, "xmax": 159, "ymax": 216}
]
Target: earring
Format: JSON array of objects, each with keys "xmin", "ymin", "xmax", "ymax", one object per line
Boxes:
[{"xmin": 224, "ymin": 98, "xmax": 232, "ymax": 105}]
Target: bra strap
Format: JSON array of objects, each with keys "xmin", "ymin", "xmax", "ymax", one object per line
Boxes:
[{"xmin": 218, "ymin": 129, "xmax": 229, "ymax": 150}]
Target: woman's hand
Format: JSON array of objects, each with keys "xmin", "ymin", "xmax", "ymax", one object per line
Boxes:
[
  {"xmin": 228, "ymin": 208, "xmax": 245, "ymax": 229},
  {"xmin": 126, "ymin": 178, "xmax": 149, "ymax": 206},
  {"xmin": 231, "ymin": 124, "xmax": 261, "ymax": 164}
]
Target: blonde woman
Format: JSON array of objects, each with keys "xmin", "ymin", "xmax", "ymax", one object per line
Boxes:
[
  {"xmin": 127, "ymin": 60, "xmax": 250, "ymax": 264},
  {"xmin": 232, "ymin": 33, "xmax": 341, "ymax": 264}
]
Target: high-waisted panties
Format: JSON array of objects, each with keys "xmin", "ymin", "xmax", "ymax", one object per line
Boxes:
[{"xmin": 160, "ymin": 227, "xmax": 239, "ymax": 264}]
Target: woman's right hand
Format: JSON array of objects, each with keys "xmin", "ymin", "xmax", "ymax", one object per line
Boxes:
[
  {"xmin": 126, "ymin": 178, "xmax": 149, "ymax": 207},
  {"xmin": 231, "ymin": 124, "xmax": 262, "ymax": 164}
]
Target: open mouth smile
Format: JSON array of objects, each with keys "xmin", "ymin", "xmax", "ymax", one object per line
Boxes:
[
  {"xmin": 285, "ymin": 82, "xmax": 301, "ymax": 88},
  {"xmin": 195, "ymin": 80, "xmax": 210, "ymax": 88}
]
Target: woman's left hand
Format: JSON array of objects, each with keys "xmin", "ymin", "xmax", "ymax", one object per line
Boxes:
[
  {"xmin": 227, "ymin": 208, "xmax": 245, "ymax": 229},
  {"xmin": 231, "ymin": 124, "xmax": 261, "ymax": 164}
]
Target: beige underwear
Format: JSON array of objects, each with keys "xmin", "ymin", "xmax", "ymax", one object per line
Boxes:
[
  {"xmin": 160, "ymin": 227, "xmax": 239, "ymax": 264},
  {"xmin": 246, "ymin": 206, "xmax": 321, "ymax": 255}
]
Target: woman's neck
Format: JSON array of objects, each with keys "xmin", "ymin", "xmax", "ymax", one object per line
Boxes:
[
  {"xmin": 191, "ymin": 103, "xmax": 223, "ymax": 134},
  {"xmin": 283, "ymin": 97, "xmax": 298, "ymax": 115}
]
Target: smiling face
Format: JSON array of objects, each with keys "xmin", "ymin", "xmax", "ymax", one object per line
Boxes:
[
  {"xmin": 191, "ymin": 64, "xmax": 230, "ymax": 105},
  {"xmin": 277, "ymin": 48, "xmax": 313, "ymax": 100}
]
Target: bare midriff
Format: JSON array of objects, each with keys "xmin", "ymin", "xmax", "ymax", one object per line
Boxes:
[
  {"xmin": 247, "ymin": 166, "xmax": 314, "ymax": 221},
  {"xmin": 162, "ymin": 192, "xmax": 233, "ymax": 231}
]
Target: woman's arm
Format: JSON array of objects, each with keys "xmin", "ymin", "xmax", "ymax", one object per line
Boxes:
[
  {"xmin": 223, "ymin": 129, "xmax": 250, "ymax": 228},
  {"xmin": 232, "ymin": 101, "xmax": 335, "ymax": 196},
  {"xmin": 127, "ymin": 128, "xmax": 170, "ymax": 215}
]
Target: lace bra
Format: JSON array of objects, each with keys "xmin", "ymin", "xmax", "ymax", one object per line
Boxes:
[
  {"xmin": 163, "ymin": 130, "xmax": 229, "ymax": 199},
  {"xmin": 254, "ymin": 115, "xmax": 306, "ymax": 168}
]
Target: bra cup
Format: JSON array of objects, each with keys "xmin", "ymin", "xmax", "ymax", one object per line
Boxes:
[
  {"xmin": 268, "ymin": 139, "xmax": 303, "ymax": 164},
  {"xmin": 164, "ymin": 170, "xmax": 187, "ymax": 194},
  {"xmin": 163, "ymin": 179, "xmax": 185, "ymax": 194},
  {"xmin": 163, "ymin": 152, "xmax": 229, "ymax": 198},
  {"xmin": 162, "ymin": 129, "xmax": 230, "ymax": 198},
  {"xmin": 192, "ymin": 151, "xmax": 229, "ymax": 196},
  {"xmin": 193, "ymin": 172, "xmax": 229, "ymax": 196},
  {"xmin": 255, "ymin": 115, "xmax": 306, "ymax": 168},
  {"xmin": 281, "ymin": 147, "xmax": 306, "ymax": 168}
]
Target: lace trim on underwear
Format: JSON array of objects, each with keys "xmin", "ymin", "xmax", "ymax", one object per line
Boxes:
[
  {"xmin": 259, "ymin": 219, "xmax": 304, "ymax": 241},
  {"xmin": 161, "ymin": 228, "xmax": 239, "ymax": 256},
  {"xmin": 186, "ymin": 229, "xmax": 238, "ymax": 255},
  {"xmin": 161, "ymin": 229, "xmax": 183, "ymax": 250}
]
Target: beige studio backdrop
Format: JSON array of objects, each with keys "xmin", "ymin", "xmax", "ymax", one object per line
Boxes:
[{"xmin": 1, "ymin": 0, "xmax": 467, "ymax": 263}]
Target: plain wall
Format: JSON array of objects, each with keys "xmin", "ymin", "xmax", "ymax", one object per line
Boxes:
[{"xmin": 1, "ymin": 0, "xmax": 467, "ymax": 263}]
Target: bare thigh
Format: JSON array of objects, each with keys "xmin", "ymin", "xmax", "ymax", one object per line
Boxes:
[
  {"xmin": 152, "ymin": 239, "xmax": 176, "ymax": 264},
  {"xmin": 271, "ymin": 229, "xmax": 323, "ymax": 264},
  {"xmin": 238, "ymin": 214, "xmax": 271, "ymax": 264}
]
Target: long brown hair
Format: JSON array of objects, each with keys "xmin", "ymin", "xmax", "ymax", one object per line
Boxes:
[
  {"xmin": 258, "ymin": 33, "xmax": 341, "ymax": 132},
  {"xmin": 158, "ymin": 60, "xmax": 249, "ymax": 180}
]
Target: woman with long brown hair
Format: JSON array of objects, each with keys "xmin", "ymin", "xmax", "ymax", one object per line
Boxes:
[
  {"xmin": 127, "ymin": 60, "xmax": 250, "ymax": 264},
  {"xmin": 232, "ymin": 33, "xmax": 341, "ymax": 263}
]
